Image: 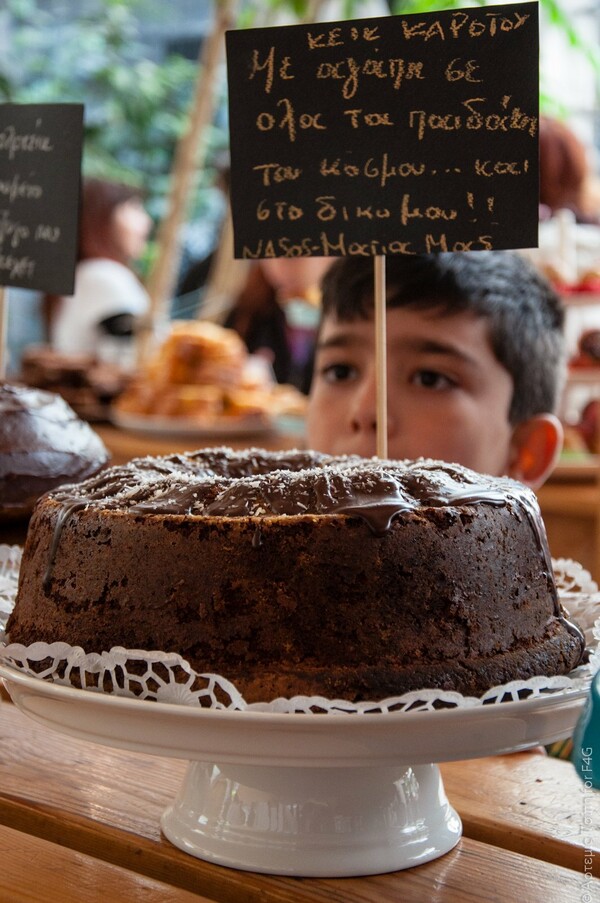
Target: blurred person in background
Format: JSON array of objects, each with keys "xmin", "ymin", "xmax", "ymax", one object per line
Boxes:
[
  {"xmin": 224, "ymin": 256, "xmax": 331, "ymax": 392},
  {"xmin": 539, "ymin": 115, "xmax": 600, "ymax": 225},
  {"xmin": 46, "ymin": 178, "xmax": 153, "ymax": 370},
  {"xmin": 524, "ymin": 116, "xmax": 600, "ymax": 290}
]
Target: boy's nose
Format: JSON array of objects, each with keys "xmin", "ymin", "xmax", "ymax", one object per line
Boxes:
[{"xmin": 350, "ymin": 375, "xmax": 396, "ymax": 436}]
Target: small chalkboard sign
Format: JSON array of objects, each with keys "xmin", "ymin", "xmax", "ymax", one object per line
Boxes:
[
  {"xmin": 226, "ymin": 2, "xmax": 539, "ymax": 259},
  {"xmin": 0, "ymin": 103, "xmax": 83, "ymax": 294}
]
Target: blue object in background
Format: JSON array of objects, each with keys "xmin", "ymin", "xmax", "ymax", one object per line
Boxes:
[
  {"xmin": 572, "ymin": 671, "xmax": 600, "ymax": 789},
  {"xmin": 6, "ymin": 289, "xmax": 44, "ymax": 375}
]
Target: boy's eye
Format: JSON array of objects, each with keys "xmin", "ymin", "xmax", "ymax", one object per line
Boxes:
[
  {"xmin": 411, "ymin": 369, "xmax": 455, "ymax": 390},
  {"xmin": 320, "ymin": 362, "xmax": 358, "ymax": 383}
]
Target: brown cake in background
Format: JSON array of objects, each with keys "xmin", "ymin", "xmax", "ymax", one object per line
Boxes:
[
  {"xmin": 6, "ymin": 450, "xmax": 585, "ymax": 702},
  {"xmin": 20, "ymin": 345, "xmax": 129, "ymax": 422},
  {"xmin": 0, "ymin": 383, "xmax": 110, "ymax": 519}
]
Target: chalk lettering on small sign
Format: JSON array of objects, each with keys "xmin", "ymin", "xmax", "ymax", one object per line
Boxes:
[
  {"xmin": 0, "ymin": 103, "xmax": 83, "ymax": 292},
  {"xmin": 226, "ymin": 2, "xmax": 538, "ymax": 258}
]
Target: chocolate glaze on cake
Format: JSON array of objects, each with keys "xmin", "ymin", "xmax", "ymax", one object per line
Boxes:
[
  {"xmin": 0, "ymin": 384, "xmax": 110, "ymax": 518},
  {"xmin": 7, "ymin": 448, "xmax": 585, "ymax": 702}
]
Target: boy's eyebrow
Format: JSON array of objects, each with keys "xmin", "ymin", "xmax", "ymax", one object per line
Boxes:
[
  {"xmin": 391, "ymin": 336, "xmax": 480, "ymax": 367},
  {"xmin": 316, "ymin": 332, "xmax": 482, "ymax": 368},
  {"xmin": 315, "ymin": 332, "xmax": 364, "ymax": 351}
]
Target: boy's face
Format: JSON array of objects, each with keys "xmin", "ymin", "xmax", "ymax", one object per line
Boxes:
[{"xmin": 306, "ymin": 304, "xmax": 516, "ymax": 477}]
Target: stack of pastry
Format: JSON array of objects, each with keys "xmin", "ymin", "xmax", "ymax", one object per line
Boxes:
[
  {"xmin": 114, "ymin": 321, "xmax": 306, "ymax": 423},
  {"xmin": 20, "ymin": 345, "xmax": 129, "ymax": 421}
]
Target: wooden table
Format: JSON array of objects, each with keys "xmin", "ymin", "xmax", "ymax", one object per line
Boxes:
[
  {"xmin": 1, "ymin": 422, "xmax": 599, "ymax": 899},
  {"xmin": 0, "ymin": 426, "xmax": 600, "ymax": 903},
  {"xmin": 537, "ymin": 476, "xmax": 600, "ymax": 582},
  {"xmin": 0, "ymin": 698, "xmax": 597, "ymax": 902},
  {"xmin": 94, "ymin": 422, "xmax": 306, "ymax": 467}
]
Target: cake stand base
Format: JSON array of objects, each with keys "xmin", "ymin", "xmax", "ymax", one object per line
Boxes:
[
  {"xmin": 1, "ymin": 658, "xmax": 586, "ymax": 877},
  {"xmin": 160, "ymin": 760, "xmax": 462, "ymax": 877}
]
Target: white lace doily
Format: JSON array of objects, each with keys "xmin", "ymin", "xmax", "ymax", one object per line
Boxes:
[
  {"xmin": 0, "ymin": 545, "xmax": 21, "ymax": 625},
  {"xmin": 1, "ymin": 545, "xmax": 598, "ymax": 714}
]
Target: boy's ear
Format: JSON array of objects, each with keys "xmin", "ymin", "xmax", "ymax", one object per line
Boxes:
[{"xmin": 507, "ymin": 414, "xmax": 564, "ymax": 490}]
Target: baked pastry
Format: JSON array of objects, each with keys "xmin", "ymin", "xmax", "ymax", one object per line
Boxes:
[
  {"xmin": 20, "ymin": 345, "xmax": 129, "ymax": 421},
  {"xmin": 114, "ymin": 321, "xmax": 306, "ymax": 421},
  {"xmin": 147, "ymin": 320, "xmax": 247, "ymax": 387},
  {"xmin": 6, "ymin": 450, "xmax": 585, "ymax": 702},
  {"xmin": 0, "ymin": 383, "xmax": 110, "ymax": 519},
  {"xmin": 570, "ymin": 329, "xmax": 600, "ymax": 370}
]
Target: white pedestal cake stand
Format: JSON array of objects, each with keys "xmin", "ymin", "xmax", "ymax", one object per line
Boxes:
[{"xmin": 0, "ymin": 662, "xmax": 586, "ymax": 878}]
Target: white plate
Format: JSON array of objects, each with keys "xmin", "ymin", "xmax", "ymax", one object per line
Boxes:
[
  {"xmin": 0, "ymin": 662, "xmax": 586, "ymax": 877},
  {"xmin": 0, "ymin": 661, "xmax": 585, "ymax": 767},
  {"xmin": 111, "ymin": 408, "xmax": 275, "ymax": 439}
]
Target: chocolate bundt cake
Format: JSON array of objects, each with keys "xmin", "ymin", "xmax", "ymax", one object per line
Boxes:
[
  {"xmin": 0, "ymin": 383, "xmax": 109, "ymax": 519},
  {"xmin": 6, "ymin": 448, "xmax": 585, "ymax": 702}
]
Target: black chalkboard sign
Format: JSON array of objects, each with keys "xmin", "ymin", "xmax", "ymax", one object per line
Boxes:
[
  {"xmin": 226, "ymin": 2, "xmax": 539, "ymax": 258},
  {"xmin": 0, "ymin": 103, "xmax": 83, "ymax": 293}
]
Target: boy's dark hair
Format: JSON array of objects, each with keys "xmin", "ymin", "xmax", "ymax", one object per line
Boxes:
[{"xmin": 320, "ymin": 252, "xmax": 565, "ymax": 425}]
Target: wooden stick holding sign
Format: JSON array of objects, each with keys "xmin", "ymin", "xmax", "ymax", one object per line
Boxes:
[{"xmin": 374, "ymin": 256, "xmax": 387, "ymax": 459}]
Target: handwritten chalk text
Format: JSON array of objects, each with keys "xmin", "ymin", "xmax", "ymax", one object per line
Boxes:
[
  {"xmin": 409, "ymin": 97, "xmax": 537, "ymax": 140},
  {"xmin": 401, "ymin": 10, "xmax": 530, "ymax": 42},
  {"xmin": 0, "ymin": 174, "xmax": 43, "ymax": 203},
  {"xmin": 0, "ymin": 125, "xmax": 54, "ymax": 160},
  {"xmin": 241, "ymin": 230, "xmax": 494, "ymax": 258}
]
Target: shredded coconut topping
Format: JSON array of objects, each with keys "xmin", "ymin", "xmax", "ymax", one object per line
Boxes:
[{"xmin": 46, "ymin": 446, "xmax": 531, "ymax": 525}]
